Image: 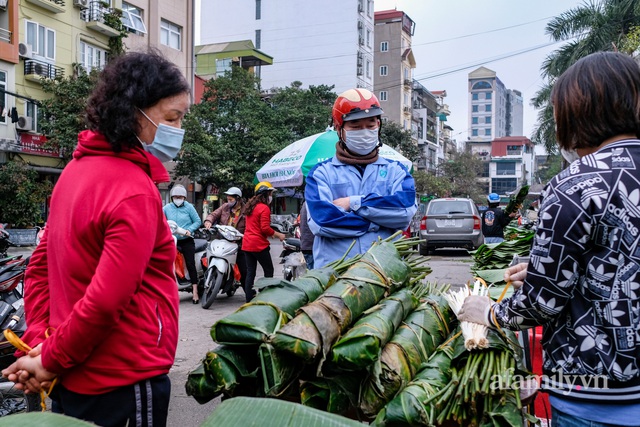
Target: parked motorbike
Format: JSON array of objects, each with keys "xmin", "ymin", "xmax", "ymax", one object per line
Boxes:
[
  {"xmin": 167, "ymin": 220, "xmax": 208, "ymax": 295},
  {"xmin": 0, "ymin": 257, "xmax": 41, "ymax": 415},
  {"xmin": 0, "ymin": 224, "xmax": 10, "ymax": 259},
  {"xmin": 270, "ymin": 214, "xmax": 298, "ymax": 236},
  {"xmin": 279, "ymin": 237, "xmax": 306, "ymax": 281},
  {"xmin": 200, "ymin": 224, "xmax": 243, "ymax": 309}
]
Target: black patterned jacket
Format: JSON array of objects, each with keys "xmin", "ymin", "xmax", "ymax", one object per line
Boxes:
[{"xmin": 493, "ymin": 139, "xmax": 640, "ymax": 402}]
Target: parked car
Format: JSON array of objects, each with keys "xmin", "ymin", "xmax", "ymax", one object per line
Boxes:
[{"xmin": 419, "ymin": 197, "xmax": 484, "ymax": 255}]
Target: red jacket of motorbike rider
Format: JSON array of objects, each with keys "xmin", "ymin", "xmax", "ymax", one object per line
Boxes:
[
  {"xmin": 241, "ymin": 203, "xmax": 275, "ymax": 252},
  {"xmin": 22, "ymin": 130, "xmax": 179, "ymax": 394}
]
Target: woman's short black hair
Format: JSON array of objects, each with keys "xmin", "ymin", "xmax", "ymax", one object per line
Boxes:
[
  {"xmin": 85, "ymin": 50, "xmax": 191, "ymax": 152},
  {"xmin": 551, "ymin": 51, "xmax": 640, "ymax": 151}
]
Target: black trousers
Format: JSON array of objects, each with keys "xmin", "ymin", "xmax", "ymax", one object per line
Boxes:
[
  {"xmin": 177, "ymin": 237, "xmax": 198, "ymax": 285},
  {"xmin": 52, "ymin": 374, "xmax": 171, "ymax": 427},
  {"xmin": 243, "ymin": 247, "xmax": 274, "ymax": 302}
]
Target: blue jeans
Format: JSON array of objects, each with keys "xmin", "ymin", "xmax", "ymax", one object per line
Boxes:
[
  {"xmin": 303, "ymin": 252, "xmax": 314, "ymax": 270},
  {"xmin": 552, "ymin": 408, "xmax": 619, "ymax": 427},
  {"xmin": 484, "ymin": 237, "xmax": 504, "ymax": 244}
]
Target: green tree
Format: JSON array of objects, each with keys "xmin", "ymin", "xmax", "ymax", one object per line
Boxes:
[
  {"xmin": 176, "ymin": 68, "xmax": 335, "ymax": 193},
  {"xmin": 39, "ymin": 67, "xmax": 99, "ymax": 160},
  {"xmin": 534, "ymin": 152, "xmax": 564, "ymax": 185},
  {"xmin": 0, "ymin": 161, "xmax": 52, "ymax": 227},
  {"xmin": 439, "ymin": 151, "xmax": 485, "ymax": 202},
  {"xmin": 380, "ymin": 121, "xmax": 421, "ymax": 162},
  {"xmin": 412, "ymin": 170, "xmax": 452, "ymax": 198},
  {"xmin": 533, "ymin": 0, "xmax": 640, "ymax": 153}
]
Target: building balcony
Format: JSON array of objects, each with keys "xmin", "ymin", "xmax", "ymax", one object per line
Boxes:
[
  {"xmin": 24, "ymin": 59, "xmax": 64, "ymax": 82},
  {"xmin": 25, "ymin": 0, "xmax": 65, "ymax": 13},
  {"xmin": 81, "ymin": 1, "xmax": 121, "ymax": 37}
]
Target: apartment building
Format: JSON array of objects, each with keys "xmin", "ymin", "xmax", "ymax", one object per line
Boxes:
[
  {"xmin": 199, "ymin": 0, "xmax": 374, "ymax": 93},
  {"xmin": 0, "ymin": 0, "xmax": 193, "ymax": 178},
  {"xmin": 373, "ymin": 9, "xmax": 415, "ymax": 130},
  {"xmin": 411, "ymin": 81, "xmax": 453, "ymax": 174}
]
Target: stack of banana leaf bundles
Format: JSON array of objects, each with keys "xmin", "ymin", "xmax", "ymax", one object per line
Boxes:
[{"xmin": 185, "ymin": 237, "xmax": 534, "ymax": 425}]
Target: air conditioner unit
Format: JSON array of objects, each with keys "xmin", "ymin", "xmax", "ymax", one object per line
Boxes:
[
  {"xmin": 357, "ymin": 67, "xmax": 363, "ymax": 76},
  {"xmin": 357, "ymin": 21, "xmax": 363, "ymax": 29},
  {"xmin": 18, "ymin": 43, "xmax": 33, "ymax": 59},
  {"xmin": 73, "ymin": 0, "xmax": 89, "ymax": 8},
  {"xmin": 16, "ymin": 116, "xmax": 33, "ymax": 131},
  {"xmin": 358, "ymin": 37, "xmax": 364, "ymax": 46},
  {"xmin": 33, "ymin": 63, "xmax": 47, "ymax": 77},
  {"xmin": 0, "ymin": 0, "xmax": 8, "ymax": 10}
]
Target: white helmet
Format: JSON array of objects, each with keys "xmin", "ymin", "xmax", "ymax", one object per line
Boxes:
[
  {"xmin": 170, "ymin": 184, "xmax": 187, "ymax": 198},
  {"xmin": 223, "ymin": 187, "xmax": 242, "ymax": 198}
]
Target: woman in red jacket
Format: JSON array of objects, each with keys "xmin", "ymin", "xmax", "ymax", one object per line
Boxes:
[
  {"xmin": 2, "ymin": 51, "xmax": 188, "ymax": 427},
  {"xmin": 241, "ymin": 182, "xmax": 285, "ymax": 302}
]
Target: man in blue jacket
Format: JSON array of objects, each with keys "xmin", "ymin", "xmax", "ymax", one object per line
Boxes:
[
  {"xmin": 163, "ymin": 184, "xmax": 202, "ymax": 303},
  {"xmin": 305, "ymin": 88, "xmax": 416, "ymax": 268}
]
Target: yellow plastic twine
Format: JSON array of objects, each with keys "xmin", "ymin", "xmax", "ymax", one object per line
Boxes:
[{"xmin": 3, "ymin": 329, "xmax": 57, "ymax": 411}]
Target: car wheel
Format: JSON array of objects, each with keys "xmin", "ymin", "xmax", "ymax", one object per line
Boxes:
[{"xmin": 419, "ymin": 244, "xmax": 429, "ymax": 256}]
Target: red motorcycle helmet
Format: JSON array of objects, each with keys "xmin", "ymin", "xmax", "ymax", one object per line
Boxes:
[{"xmin": 332, "ymin": 88, "xmax": 384, "ymax": 129}]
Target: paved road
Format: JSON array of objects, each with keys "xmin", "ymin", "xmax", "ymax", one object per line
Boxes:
[{"xmin": 7, "ymin": 242, "xmax": 474, "ymax": 426}]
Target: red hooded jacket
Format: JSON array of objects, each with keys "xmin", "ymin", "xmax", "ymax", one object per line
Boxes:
[{"xmin": 23, "ymin": 130, "xmax": 179, "ymax": 394}]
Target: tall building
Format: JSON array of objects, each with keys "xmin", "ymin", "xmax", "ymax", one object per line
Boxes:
[
  {"xmin": 199, "ymin": 0, "xmax": 375, "ymax": 93},
  {"xmin": 468, "ymin": 66, "xmax": 524, "ymax": 142},
  {"xmin": 411, "ymin": 82, "xmax": 452, "ymax": 174},
  {"xmin": 373, "ymin": 9, "xmax": 415, "ymax": 130},
  {"xmin": 0, "ymin": 0, "xmax": 194, "ymax": 216},
  {"xmin": 506, "ymin": 89, "xmax": 523, "ymax": 136}
]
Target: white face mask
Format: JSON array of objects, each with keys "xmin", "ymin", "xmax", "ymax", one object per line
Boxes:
[
  {"xmin": 561, "ymin": 148, "xmax": 580, "ymax": 163},
  {"xmin": 268, "ymin": 196, "xmax": 273, "ymax": 204},
  {"xmin": 343, "ymin": 128, "xmax": 379, "ymax": 155},
  {"xmin": 173, "ymin": 198, "xmax": 185, "ymax": 207}
]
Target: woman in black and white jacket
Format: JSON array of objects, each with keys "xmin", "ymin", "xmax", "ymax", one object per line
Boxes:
[{"xmin": 460, "ymin": 52, "xmax": 640, "ymax": 427}]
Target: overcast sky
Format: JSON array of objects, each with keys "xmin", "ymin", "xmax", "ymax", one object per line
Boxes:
[
  {"xmin": 195, "ymin": 0, "xmax": 585, "ymax": 146},
  {"xmin": 374, "ymin": 0, "xmax": 584, "ymax": 146}
]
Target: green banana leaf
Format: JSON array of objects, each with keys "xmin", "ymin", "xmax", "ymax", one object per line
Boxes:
[
  {"xmin": 259, "ymin": 342, "xmax": 304, "ymax": 397},
  {"xmin": 359, "ymin": 296, "xmax": 455, "ymax": 416},
  {"xmin": 211, "ymin": 268, "xmax": 337, "ymax": 346},
  {"xmin": 272, "ymin": 242, "xmax": 411, "ymax": 363},
  {"xmin": 0, "ymin": 413, "xmax": 95, "ymax": 427},
  {"xmin": 201, "ymin": 396, "xmax": 364, "ymax": 427},
  {"xmin": 505, "ymin": 185, "xmax": 530, "ymax": 215},
  {"xmin": 211, "ymin": 303, "xmax": 289, "ymax": 345},
  {"xmin": 300, "ymin": 379, "xmax": 350, "ymax": 414},
  {"xmin": 328, "ymin": 288, "xmax": 418, "ymax": 372},
  {"xmin": 185, "ymin": 345, "xmax": 259, "ymax": 403},
  {"xmin": 373, "ymin": 335, "xmax": 459, "ymax": 427}
]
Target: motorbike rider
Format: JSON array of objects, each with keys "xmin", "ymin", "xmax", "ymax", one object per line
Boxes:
[
  {"xmin": 163, "ymin": 184, "xmax": 202, "ymax": 303},
  {"xmin": 203, "ymin": 186, "xmax": 247, "ymax": 292},
  {"xmin": 241, "ymin": 182, "xmax": 285, "ymax": 302}
]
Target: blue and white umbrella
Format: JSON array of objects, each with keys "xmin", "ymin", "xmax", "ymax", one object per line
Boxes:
[{"xmin": 255, "ymin": 130, "xmax": 413, "ymax": 188}]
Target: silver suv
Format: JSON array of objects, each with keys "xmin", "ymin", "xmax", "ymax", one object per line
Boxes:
[{"xmin": 419, "ymin": 198, "xmax": 483, "ymax": 255}]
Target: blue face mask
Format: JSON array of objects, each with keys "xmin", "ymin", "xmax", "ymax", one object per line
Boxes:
[{"xmin": 137, "ymin": 108, "xmax": 185, "ymax": 163}]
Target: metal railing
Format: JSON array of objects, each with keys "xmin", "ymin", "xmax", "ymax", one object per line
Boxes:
[
  {"xmin": 81, "ymin": 1, "xmax": 112, "ymax": 24},
  {"xmin": 24, "ymin": 59, "xmax": 65, "ymax": 80}
]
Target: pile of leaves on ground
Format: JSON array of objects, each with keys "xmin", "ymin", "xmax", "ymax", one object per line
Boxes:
[{"xmin": 184, "ymin": 234, "xmax": 534, "ymax": 426}]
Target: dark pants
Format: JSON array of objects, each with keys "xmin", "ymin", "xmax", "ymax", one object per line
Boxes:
[
  {"xmin": 52, "ymin": 374, "xmax": 171, "ymax": 427},
  {"xmin": 244, "ymin": 247, "xmax": 274, "ymax": 302},
  {"xmin": 177, "ymin": 237, "xmax": 198, "ymax": 285}
]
